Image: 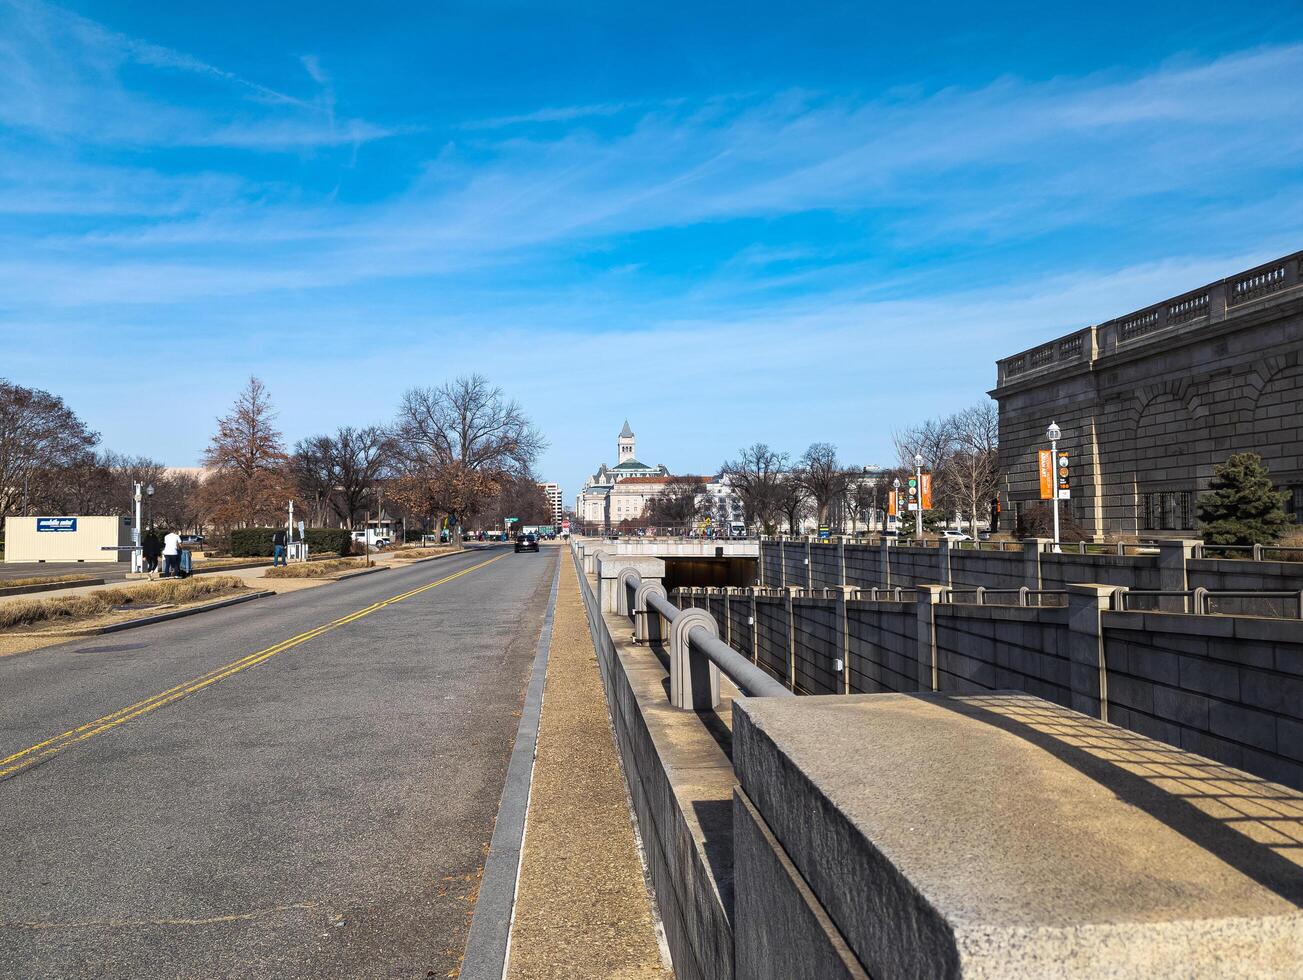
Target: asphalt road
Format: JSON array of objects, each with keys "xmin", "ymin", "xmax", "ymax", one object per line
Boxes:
[{"xmin": 0, "ymin": 544, "xmax": 558, "ymax": 979}]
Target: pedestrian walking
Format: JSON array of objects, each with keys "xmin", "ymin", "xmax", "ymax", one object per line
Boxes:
[
  {"xmin": 142, "ymin": 529, "xmax": 162, "ymax": 574},
  {"xmin": 272, "ymin": 527, "xmax": 288, "ymax": 567},
  {"xmin": 161, "ymin": 528, "xmax": 182, "ymax": 578}
]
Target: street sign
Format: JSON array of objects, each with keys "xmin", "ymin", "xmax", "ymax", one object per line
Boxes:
[
  {"xmin": 1057, "ymin": 451, "xmax": 1071, "ymax": 500},
  {"xmin": 818, "ymin": 525, "xmax": 831, "ymax": 540},
  {"xmin": 505, "ymin": 516, "xmax": 519, "ymax": 524},
  {"xmin": 1038, "ymin": 449, "xmax": 1055, "ymax": 500}
]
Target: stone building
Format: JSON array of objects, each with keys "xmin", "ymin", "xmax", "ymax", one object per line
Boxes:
[
  {"xmin": 576, "ymin": 422, "xmax": 670, "ymax": 524},
  {"xmin": 990, "ymin": 250, "xmax": 1303, "ymax": 539}
]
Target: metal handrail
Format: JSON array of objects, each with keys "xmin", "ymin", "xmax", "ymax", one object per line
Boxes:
[
  {"xmin": 1112, "ymin": 587, "xmax": 1303, "ymax": 618},
  {"xmin": 646, "ymin": 592, "xmax": 792, "ymax": 699}
]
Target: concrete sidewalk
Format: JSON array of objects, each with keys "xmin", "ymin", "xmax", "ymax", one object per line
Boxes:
[{"xmin": 504, "ymin": 553, "xmax": 671, "ymax": 979}]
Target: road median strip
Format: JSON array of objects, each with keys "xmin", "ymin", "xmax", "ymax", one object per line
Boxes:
[{"xmin": 0, "ymin": 552, "xmax": 506, "ymax": 782}]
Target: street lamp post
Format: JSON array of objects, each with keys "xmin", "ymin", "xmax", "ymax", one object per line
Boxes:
[
  {"xmin": 914, "ymin": 453, "xmax": 924, "ymax": 539},
  {"xmin": 891, "ymin": 477, "xmax": 901, "ymax": 538},
  {"xmin": 131, "ymin": 481, "xmax": 144, "ymax": 573},
  {"xmin": 1046, "ymin": 421, "xmax": 1062, "ymax": 550},
  {"xmin": 145, "ymin": 483, "xmax": 154, "ymax": 531}
]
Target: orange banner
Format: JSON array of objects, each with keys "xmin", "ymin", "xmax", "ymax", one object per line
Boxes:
[
  {"xmin": 920, "ymin": 473, "xmax": 933, "ymax": 510},
  {"xmin": 1038, "ymin": 449, "xmax": 1054, "ymax": 500},
  {"xmin": 888, "ymin": 490, "xmax": 898, "ymax": 517}
]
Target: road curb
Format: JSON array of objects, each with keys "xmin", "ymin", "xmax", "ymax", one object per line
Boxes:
[
  {"xmin": 0, "ymin": 578, "xmax": 105, "ymax": 598},
  {"xmin": 58, "ymin": 590, "xmax": 276, "ymax": 636},
  {"xmin": 331, "ymin": 564, "xmax": 390, "ymax": 580},
  {"xmin": 388, "ymin": 548, "xmax": 466, "ymax": 566},
  {"xmin": 460, "ymin": 551, "xmax": 560, "ymax": 980}
]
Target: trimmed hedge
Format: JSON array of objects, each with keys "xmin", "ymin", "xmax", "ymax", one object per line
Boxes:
[
  {"xmin": 305, "ymin": 527, "xmax": 352, "ymax": 557},
  {"xmin": 230, "ymin": 526, "xmax": 352, "ymax": 557},
  {"xmin": 230, "ymin": 527, "xmax": 276, "ymax": 557}
]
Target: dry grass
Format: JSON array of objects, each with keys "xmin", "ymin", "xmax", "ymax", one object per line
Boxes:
[
  {"xmin": 0, "ymin": 576, "xmax": 247, "ymax": 632},
  {"xmin": 191, "ymin": 555, "xmax": 270, "ymax": 569},
  {"xmin": 391, "ymin": 546, "xmax": 457, "ymax": 560},
  {"xmin": 263, "ymin": 558, "xmax": 370, "ymax": 579},
  {"xmin": 0, "ymin": 573, "xmax": 96, "ymax": 590}
]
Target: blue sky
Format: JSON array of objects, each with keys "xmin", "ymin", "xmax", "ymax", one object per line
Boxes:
[{"xmin": 3, "ymin": 0, "xmax": 1303, "ymax": 502}]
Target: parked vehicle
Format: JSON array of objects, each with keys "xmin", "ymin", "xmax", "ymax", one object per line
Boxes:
[{"xmin": 939, "ymin": 529, "xmax": 973, "ymax": 541}]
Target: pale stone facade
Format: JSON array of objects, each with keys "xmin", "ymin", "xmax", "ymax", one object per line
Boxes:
[
  {"xmin": 576, "ymin": 422, "xmax": 670, "ymax": 524},
  {"xmin": 991, "ymin": 251, "xmax": 1303, "ymax": 538}
]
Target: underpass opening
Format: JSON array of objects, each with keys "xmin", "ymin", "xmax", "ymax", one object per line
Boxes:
[{"xmin": 661, "ymin": 557, "xmax": 756, "ymax": 591}]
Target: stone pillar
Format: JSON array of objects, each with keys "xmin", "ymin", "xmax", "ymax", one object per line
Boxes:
[
  {"xmin": 751, "ymin": 591, "xmax": 760, "ymax": 664},
  {"xmin": 805, "ymin": 540, "xmax": 813, "ymax": 591},
  {"xmin": 836, "ymin": 586, "xmax": 857, "ymax": 694},
  {"xmin": 915, "ymin": 585, "xmax": 946, "ymax": 693},
  {"xmin": 787, "ymin": 588, "xmax": 798, "ymax": 689},
  {"xmin": 1023, "ymin": 538, "xmax": 1049, "ymax": 590},
  {"xmin": 838, "ymin": 537, "xmax": 847, "ymax": 588},
  {"xmin": 1155, "ymin": 538, "xmax": 1200, "ymax": 612},
  {"xmin": 938, "ymin": 537, "xmax": 953, "ymax": 589},
  {"xmin": 880, "ymin": 537, "xmax": 892, "ymax": 590},
  {"xmin": 1066, "ymin": 584, "xmax": 1119, "ymax": 721},
  {"xmin": 779, "ymin": 539, "xmax": 787, "ymax": 588}
]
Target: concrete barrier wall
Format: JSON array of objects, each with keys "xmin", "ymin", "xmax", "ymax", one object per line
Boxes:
[
  {"xmin": 1103, "ymin": 611, "xmax": 1303, "ymax": 790},
  {"xmin": 762, "ymin": 540, "xmax": 1303, "ymax": 595},
  {"xmin": 1040, "ymin": 552, "xmax": 1159, "ymax": 590},
  {"xmin": 679, "ymin": 581, "xmax": 1303, "ymax": 790},
  {"xmin": 1188, "ymin": 557, "xmax": 1303, "ymax": 591},
  {"xmin": 934, "ymin": 605, "xmax": 1071, "ymax": 705},
  {"xmin": 791, "ymin": 597, "xmax": 840, "ymax": 695},
  {"xmin": 846, "ymin": 601, "xmax": 916, "ymax": 693}
]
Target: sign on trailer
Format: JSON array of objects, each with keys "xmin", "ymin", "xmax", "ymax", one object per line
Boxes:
[{"xmin": 37, "ymin": 517, "xmax": 78, "ymax": 532}]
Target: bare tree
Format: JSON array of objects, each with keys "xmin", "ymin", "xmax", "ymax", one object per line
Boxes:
[
  {"xmin": 775, "ymin": 473, "xmax": 812, "ymax": 534},
  {"xmin": 0, "ymin": 380, "xmax": 99, "ymax": 517},
  {"xmin": 641, "ymin": 476, "xmax": 708, "ymax": 529},
  {"xmin": 390, "ymin": 375, "xmax": 545, "ymax": 537},
  {"xmin": 721, "ymin": 443, "xmax": 787, "ymax": 534},
  {"xmin": 797, "ymin": 442, "xmax": 848, "ymax": 526},
  {"xmin": 843, "ymin": 470, "xmax": 879, "ymax": 534},
  {"xmin": 893, "ymin": 416, "xmax": 958, "ymax": 525},
  {"xmin": 944, "ymin": 402, "xmax": 1001, "ymax": 538},
  {"xmin": 329, "ymin": 426, "xmax": 394, "ymax": 528},
  {"xmin": 201, "ymin": 376, "xmax": 291, "ymax": 527},
  {"xmin": 291, "ymin": 435, "xmax": 336, "ymax": 527},
  {"xmin": 479, "ymin": 472, "xmax": 552, "ymax": 531}
]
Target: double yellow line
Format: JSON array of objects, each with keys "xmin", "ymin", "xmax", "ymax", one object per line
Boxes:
[{"xmin": 0, "ymin": 553, "xmax": 505, "ymax": 782}]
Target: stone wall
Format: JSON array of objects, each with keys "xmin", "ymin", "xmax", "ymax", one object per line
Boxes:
[
  {"xmin": 677, "ymin": 583, "xmax": 1303, "ymax": 790},
  {"xmin": 991, "ymin": 251, "xmax": 1303, "ymax": 537},
  {"xmin": 760, "ymin": 539, "xmax": 1303, "ymax": 595}
]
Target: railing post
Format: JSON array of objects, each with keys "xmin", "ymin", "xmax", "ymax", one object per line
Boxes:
[
  {"xmin": 915, "ymin": 585, "xmax": 945, "ymax": 693},
  {"xmin": 1066, "ymin": 583, "xmax": 1119, "ymax": 722},
  {"xmin": 669, "ymin": 609, "xmax": 721, "ymax": 710},
  {"xmin": 939, "ymin": 537, "xmax": 954, "ymax": 589},
  {"xmin": 779, "ymin": 538, "xmax": 787, "ymax": 588},
  {"xmin": 839, "ymin": 537, "xmax": 848, "ymax": 588},
  {"xmin": 751, "ymin": 590, "xmax": 759, "ymax": 663},
  {"xmin": 805, "ymin": 539, "xmax": 813, "ymax": 590},
  {"xmin": 1154, "ymin": 537, "xmax": 1200, "ymax": 612},
  {"xmin": 880, "ymin": 536, "xmax": 892, "ymax": 590}
]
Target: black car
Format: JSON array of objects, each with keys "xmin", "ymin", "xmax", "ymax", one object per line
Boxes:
[{"xmin": 515, "ymin": 533, "xmax": 539, "ymax": 553}]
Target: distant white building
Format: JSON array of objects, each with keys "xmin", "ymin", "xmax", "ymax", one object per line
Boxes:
[{"xmin": 537, "ymin": 482, "xmax": 563, "ymax": 526}]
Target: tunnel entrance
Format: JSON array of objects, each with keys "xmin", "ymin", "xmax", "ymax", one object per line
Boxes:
[{"xmin": 661, "ymin": 557, "xmax": 757, "ymax": 591}]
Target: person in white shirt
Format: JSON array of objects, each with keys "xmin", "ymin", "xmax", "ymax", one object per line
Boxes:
[{"xmin": 162, "ymin": 530, "xmax": 182, "ymax": 578}]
